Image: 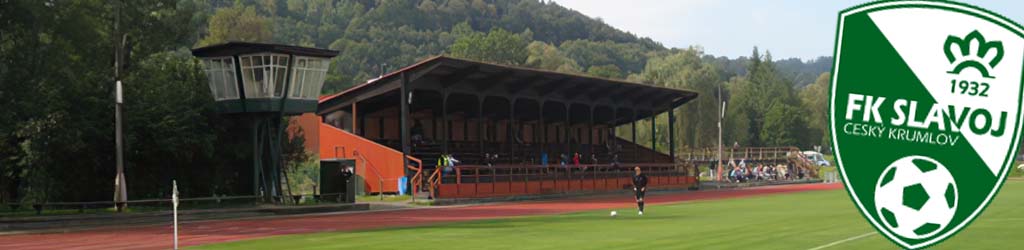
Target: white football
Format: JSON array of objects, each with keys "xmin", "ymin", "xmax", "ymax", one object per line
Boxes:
[
  {"xmin": 610, "ymin": 211, "xmax": 617, "ymax": 217},
  {"xmin": 873, "ymin": 155, "xmax": 958, "ymax": 240}
]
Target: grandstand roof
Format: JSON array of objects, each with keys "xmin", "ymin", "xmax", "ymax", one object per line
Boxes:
[{"xmin": 318, "ymin": 56, "xmax": 698, "ymax": 125}]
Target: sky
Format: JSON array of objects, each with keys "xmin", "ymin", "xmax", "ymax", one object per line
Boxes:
[{"xmin": 552, "ymin": 0, "xmax": 1024, "ymax": 60}]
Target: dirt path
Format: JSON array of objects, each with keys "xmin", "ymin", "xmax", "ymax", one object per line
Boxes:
[{"xmin": 0, "ymin": 183, "xmax": 842, "ymax": 250}]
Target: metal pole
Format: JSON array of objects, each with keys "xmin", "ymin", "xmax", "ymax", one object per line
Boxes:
[
  {"xmin": 631, "ymin": 110, "xmax": 637, "ymax": 162},
  {"xmin": 115, "ymin": 80, "xmax": 126, "ymax": 211},
  {"xmin": 400, "ymin": 72, "xmax": 411, "ymax": 189},
  {"xmin": 540, "ymin": 101, "xmax": 545, "ymax": 155},
  {"xmin": 113, "ymin": 0, "xmax": 128, "ymax": 211},
  {"xmin": 650, "ymin": 114, "xmax": 656, "ymax": 162},
  {"xmin": 668, "ymin": 109, "xmax": 675, "ymax": 162},
  {"xmin": 172, "ymin": 180, "xmax": 179, "ymax": 250},
  {"xmin": 479, "ymin": 96, "xmax": 484, "ymax": 158},
  {"xmin": 253, "ymin": 121, "xmax": 259, "ymax": 196},
  {"xmin": 442, "ymin": 89, "xmax": 449, "ymax": 154},
  {"xmin": 510, "ymin": 98, "xmax": 516, "ymax": 160},
  {"xmin": 717, "ymin": 83, "xmax": 724, "ymax": 181},
  {"xmin": 588, "ymin": 106, "xmax": 594, "ymax": 163},
  {"xmin": 352, "ymin": 101, "xmax": 358, "ymax": 133}
]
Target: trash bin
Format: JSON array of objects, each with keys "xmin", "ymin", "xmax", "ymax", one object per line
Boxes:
[{"xmin": 320, "ymin": 159, "xmax": 357, "ymax": 203}]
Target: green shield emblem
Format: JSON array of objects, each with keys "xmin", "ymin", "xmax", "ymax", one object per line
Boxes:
[{"xmin": 830, "ymin": 1, "xmax": 1024, "ymax": 249}]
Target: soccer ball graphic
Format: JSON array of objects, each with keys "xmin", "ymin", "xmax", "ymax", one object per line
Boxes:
[
  {"xmin": 610, "ymin": 211, "xmax": 617, "ymax": 217},
  {"xmin": 873, "ymin": 155, "xmax": 958, "ymax": 239}
]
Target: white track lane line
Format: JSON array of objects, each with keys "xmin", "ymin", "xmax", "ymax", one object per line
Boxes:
[{"xmin": 807, "ymin": 232, "xmax": 876, "ymax": 250}]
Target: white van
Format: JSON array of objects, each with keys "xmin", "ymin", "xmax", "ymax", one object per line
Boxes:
[{"xmin": 802, "ymin": 151, "xmax": 831, "ymax": 167}]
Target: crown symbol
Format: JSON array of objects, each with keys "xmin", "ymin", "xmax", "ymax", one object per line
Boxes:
[{"xmin": 944, "ymin": 30, "xmax": 1003, "ymax": 78}]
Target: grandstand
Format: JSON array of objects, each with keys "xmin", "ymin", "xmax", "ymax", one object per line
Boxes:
[{"xmin": 297, "ymin": 56, "xmax": 809, "ymax": 200}]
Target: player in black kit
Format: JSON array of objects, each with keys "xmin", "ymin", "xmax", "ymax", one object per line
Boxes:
[{"xmin": 632, "ymin": 166, "xmax": 648, "ymax": 215}]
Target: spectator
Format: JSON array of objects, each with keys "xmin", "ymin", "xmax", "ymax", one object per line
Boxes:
[
  {"xmin": 572, "ymin": 152, "xmax": 581, "ymax": 166},
  {"xmin": 541, "ymin": 152, "xmax": 549, "ymax": 167},
  {"xmin": 447, "ymin": 154, "xmax": 460, "ymax": 167},
  {"xmin": 438, "ymin": 154, "xmax": 453, "ymax": 174}
]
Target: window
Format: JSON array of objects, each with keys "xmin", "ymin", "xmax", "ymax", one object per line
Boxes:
[
  {"xmin": 201, "ymin": 57, "xmax": 239, "ymax": 100},
  {"xmin": 240, "ymin": 53, "xmax": 289, "ymax": 98},
  {"xmin": 290, "ymin": 57, "xmax": 330, "ymax": 100}
]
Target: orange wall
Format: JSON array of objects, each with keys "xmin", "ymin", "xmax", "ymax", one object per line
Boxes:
[
  {"xmin": 319, "ymin": 123, "xmax": 407, "ymax": 194},
  {"xmin": 289, "ymin": 114, "xmax": 409, "ymax": 194}
]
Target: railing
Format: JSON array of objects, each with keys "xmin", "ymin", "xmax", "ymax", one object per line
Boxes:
[
  {"xmin": 680, "ymin": 146, "xmax": 802, "ymax": 162},
  {"xmin": 679, "ymin": 146, "xmax": 823, "ymax": 179},
  {"xmin": 407, "ymin": 155, "xmax": 423, "ymax": 202},
  {"xmin": 333, "ymin": 146, "xmax": 346, "ymax": 158},
  {"xmin": 431, "ymin": 163, "xmax": 695, "ymax": 199},
  {"xmin": 2, "ymin": 195, "xmax": 262, "ymax": 216},
  {"xmin": 352, "ymin": 150, "xmax": 386, "ymax": 201}
]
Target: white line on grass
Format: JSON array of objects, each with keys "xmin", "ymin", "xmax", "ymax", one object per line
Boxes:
[{"xmin": 807, "ymin": 232, "xmax": 876, "ymax": 250}]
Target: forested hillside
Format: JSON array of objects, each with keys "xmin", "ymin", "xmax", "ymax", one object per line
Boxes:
[{"xmin": 0, "ymin": 0, "xmax": 831, "ymax": 202}]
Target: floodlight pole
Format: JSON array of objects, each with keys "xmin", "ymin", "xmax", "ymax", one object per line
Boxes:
[{"xmin": 113, "ymin": 0, "xmax": 128, "ymax": 211}]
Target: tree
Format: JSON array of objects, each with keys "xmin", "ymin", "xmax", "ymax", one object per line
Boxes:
[
  {"xmin": 724, "ymin": 77, "xmax": 754, "ymax": 146},
  {"xmin": 586, "ymin": 64, "xmax": 623, "ymax": 79},
  {"xmin": 524, "ymin": 41, "xmax": 582, "ymax": 73},
  {"xmin": 637, "ymin": 49, "xmax": 721, "ymax": 150},
  {"xmin": 724, "ymin": 47, "xmax": 803, "ymax": 147},
  {"xmin": 801, "ymin": 72, "xmax": 831, "ymax": 147},
  {"xmin": 448, "ymin": 27, "xmax": 528, "ymax": 65},
  {"xmin": 761, "ymin": 101, "xmax": 807, "ymax": 147},
  {"xmin": 0, "ymin": 0, "xmax": 210, "ymax": 203},
  {"xmin": 199, "ymin": 5, "xmax": 272, "ymax": 46}
]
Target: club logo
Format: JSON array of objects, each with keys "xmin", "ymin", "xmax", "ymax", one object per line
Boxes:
[
  {"xmin": 945, "ymin": 30, "xmax": 1003, "ymax": 78},
  {"xmin": 830, "ymin": 1, "xmax": 1024, "ymax": 249}
]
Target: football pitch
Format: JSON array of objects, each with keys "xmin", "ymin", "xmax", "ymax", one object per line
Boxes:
[{"xmin": 191, "ymin": 180, "xmax": 1024, "ymax": 250}]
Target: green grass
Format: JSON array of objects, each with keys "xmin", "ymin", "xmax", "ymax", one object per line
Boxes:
[
  {"xmin": 1010, "ymin": 161, "xmax": 1024, "ymax": 177},
  {"xmin": 192, "ymin": 180, "xmax": 1024, "ymax": 250}
]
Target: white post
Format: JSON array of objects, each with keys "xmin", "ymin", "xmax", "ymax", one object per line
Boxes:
[
  {"xmin": 172, "ymin": 180, "xmax": 179, "ymax": 250},
  {"xmin": 716, "ymin": 81, "xmax": 725, "ymax": 182}
]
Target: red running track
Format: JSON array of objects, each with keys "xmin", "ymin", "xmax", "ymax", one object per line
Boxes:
[{"xmin": 0, "ymin": 183, "xmax": 842, "ymax": 250}]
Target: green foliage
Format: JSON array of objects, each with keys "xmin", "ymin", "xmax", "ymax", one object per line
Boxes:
[
  {"xmin": 801, "ymin": 73, "xmax": 832, "ymax": 147},
  {"xmin": 721, "ymin": 47, "xmax": 812, "ymax": 148},
  {"xmin": 636, "ymin": 49, "xmax": 720, "ymax": 149},
  {"xmin": 449, "ymin": 27, "xmax": 529, "ymax": 65},
  {"xmin": 560, "ymin": 39, "xmax": 650, "ymax": 75},
  {"xmin": 586, "ymin": 64, "xmax": 623, "ymax": 79},
  {"xmin": 0, "ymin": 0, "xmax": 248, "ymax": 203},
  {"xmin": 286, "ymin": 155, "xmax": 320, "ymax": 196},
  {"xmin": 775, "ymin": 56, "xmax": 834, "ymax": 88},
  {"xmin": 200, "ymin": 5, "xmax": 273, "ymax": 46},
  {"xmin": 525, "ymin": 41, "xmax": 582, "ymax": 73},
  {"xmin": 761, "ymin": 101, "xmax": 806, "ymax": 147}
]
